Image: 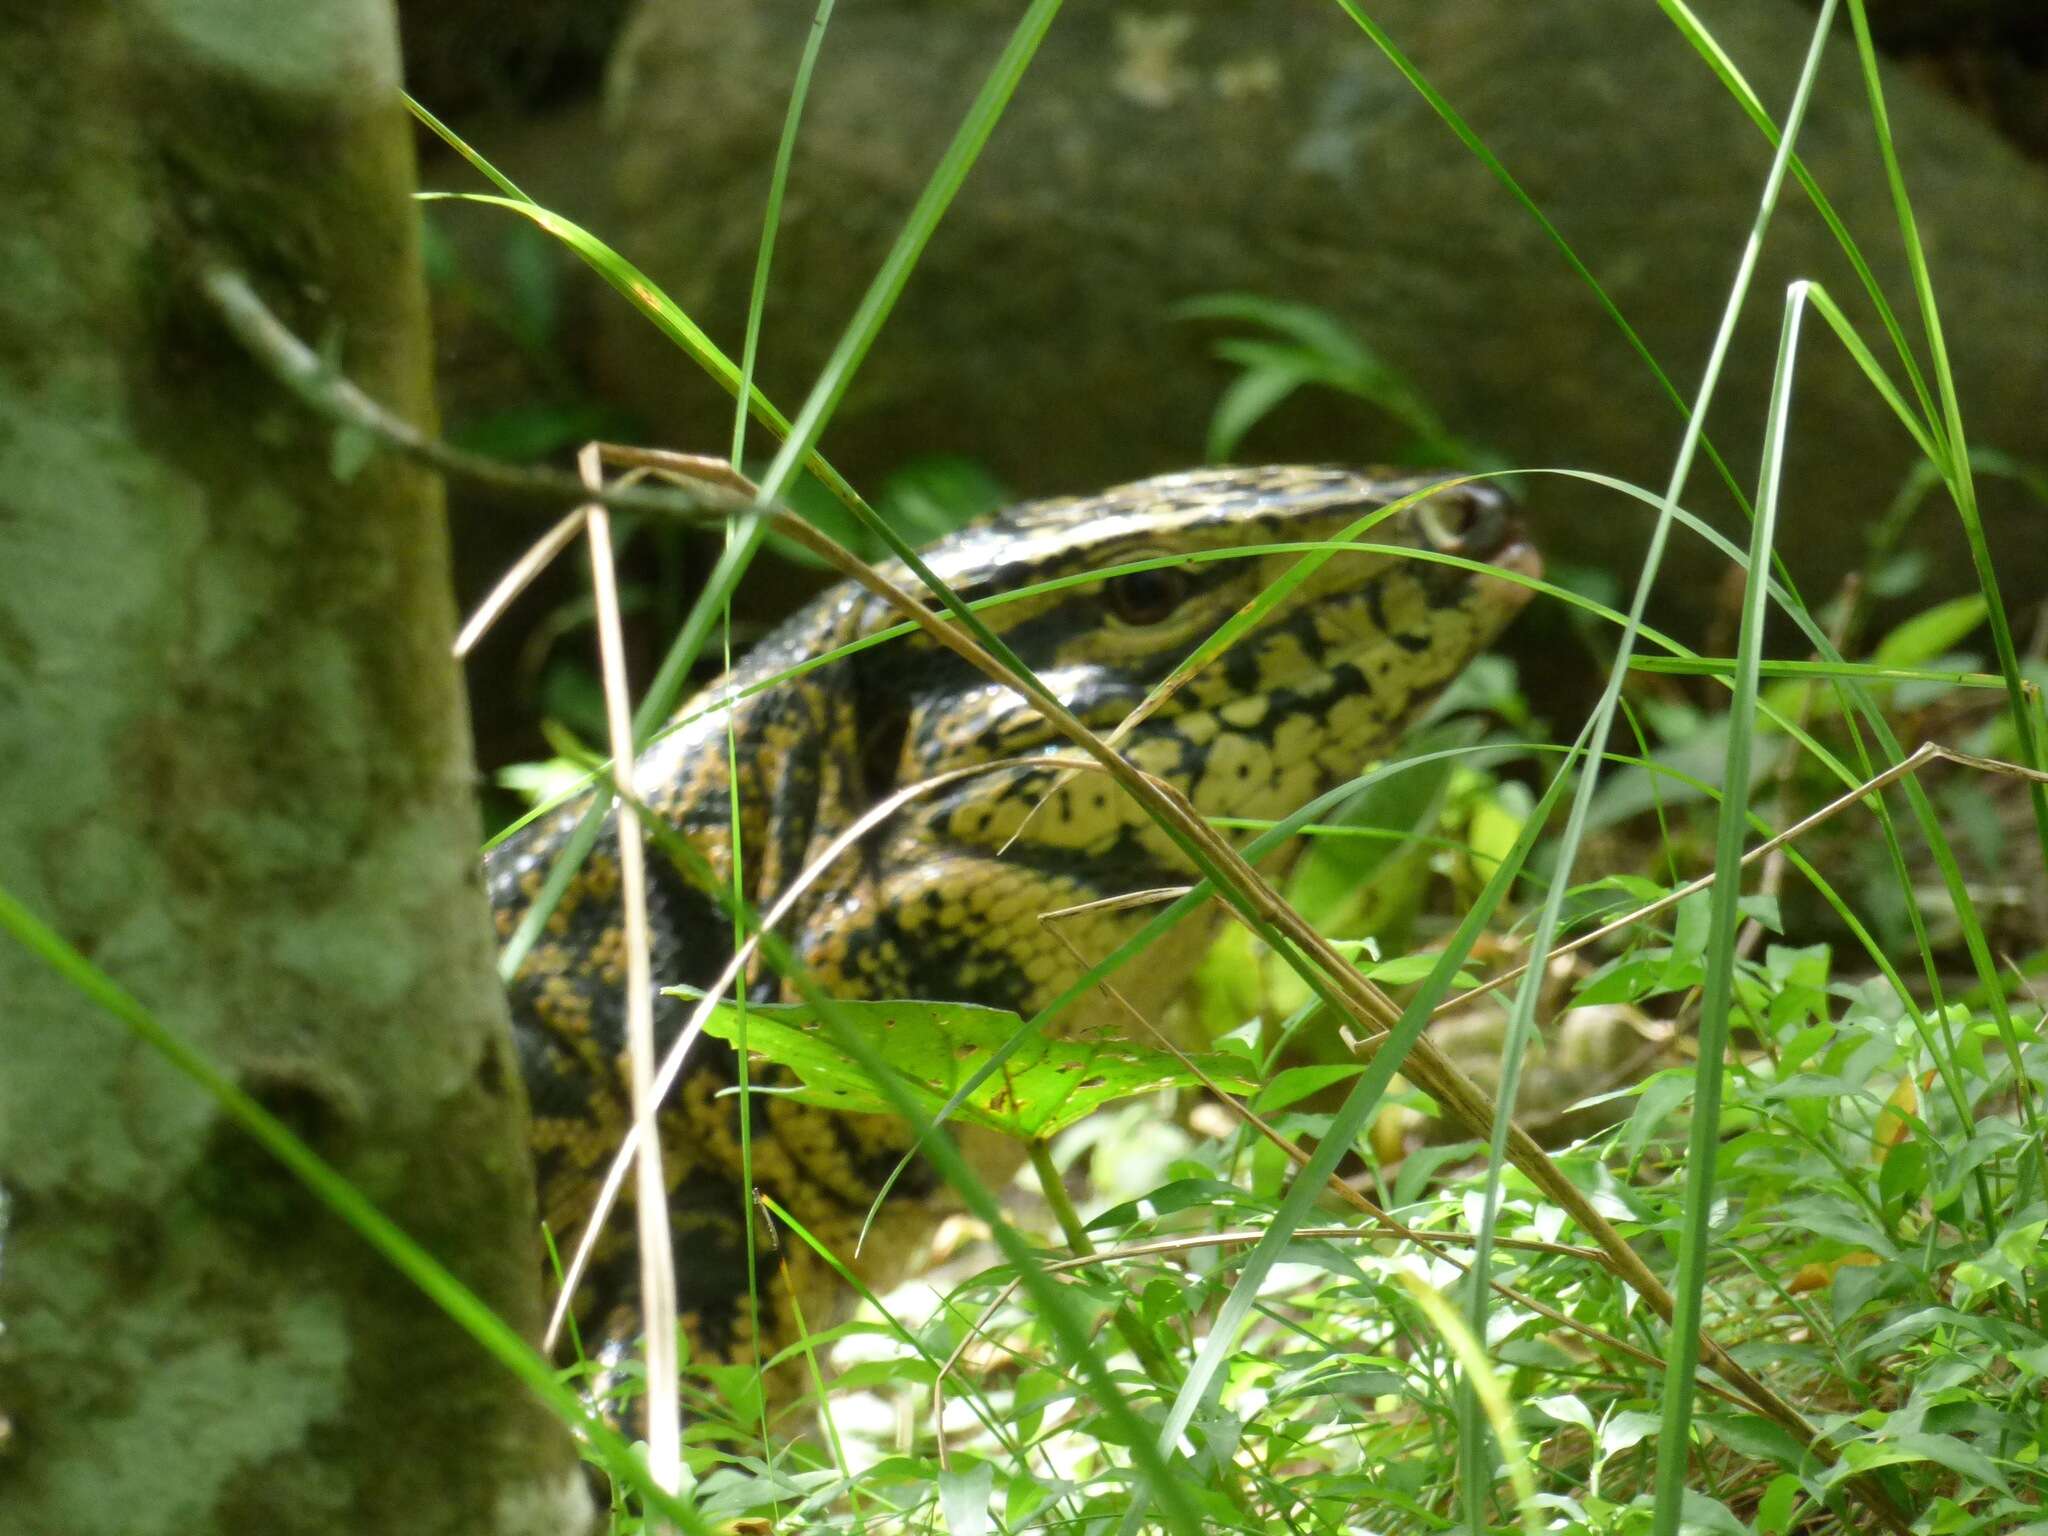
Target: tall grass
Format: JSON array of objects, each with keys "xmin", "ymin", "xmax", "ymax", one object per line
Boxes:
[{"xmin": 9, "ymin": 1, "xmax": 2044, "ymax": 1533}]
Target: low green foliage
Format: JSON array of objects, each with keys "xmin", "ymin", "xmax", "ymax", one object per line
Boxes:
[
  {"xmin": 691, "ymin": 992, "xmax": 1257, "ymax": 1143},
  {"xmin": 400, "ymin": 3, "xmax": 2048, "ymax": 1533},
  {"xmin": 654, "ymin": 825, "xmax": 2046, "ymax": 1535}
]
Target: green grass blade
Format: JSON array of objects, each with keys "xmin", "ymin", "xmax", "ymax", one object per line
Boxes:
[
  {"xmin": 1649, "ymin": 280, "xmax": 1806, "ymax": 1535},
  {"xmin": 1653, "ymin": 0, "xmax": 1941, "ymax": 442},
  {"xmin": 410, "ymin": 84, "xmax": 1040, "ymax": 720},
  {"xmin": 726, "ymin": 0, "xmax": 1091, "ymax": 750},
  {"xmin": 866, "ymin": 740, "xmax": 1552, "ymax": 1207},
  {"xmin": 407, "ymin": 91, "xmax": 533, "ymax": 201},
  {"xmin": 0, "ymin": 881, "xmax": 715, "ymax": 1536},
  {"xmin": 1326, "ymin": 0, "xmax": 1758, "ymax": 523},
  {"xmin": 405, "ymin": 97, "xmax": 871, "ymax": 518},
  {"xmin": 1629, "ymin": 657, "xmax": 2006, "ymax": 689},
  {"xmin": 1440, "ymin": 10, "xmax": 1838, "ymax": 1527},
  {"xmin": 757, "ymin": 0, "xmax": 1062, "ymax": 504},
  {"xmin": 1396, "ymin": 1273, "xmax": 1543, "ymax": 1536},
  {"xmin": 1842, "ymin": 0, "xmax": 2048, "ymax": 867},
  {"xmin": 485, "ymin": 0, "xmax": 1069, "ymax": 983},
  {"xmin": 1125, "ymin": 722, "xmax": 1592, "ymax": 1536},
  {"xmin": 1801, "ymin": 284, "xmax": 1943, "ymax": 464},
  {"xmin": 729, "ymin": 0, "xmax": 837, "ymax": 468},
  {"xmin": 628, "ymin": 813, "xmax": 1209, "ymax": 1536},
  {"xmin": 414, "ymin": 190, "xmax": 869, "ymax": 516}
]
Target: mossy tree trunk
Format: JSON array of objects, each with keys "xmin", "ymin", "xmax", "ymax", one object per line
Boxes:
[{"xmin": 0, "ymin": 5, "xmax": 591, "ymax": 1531}]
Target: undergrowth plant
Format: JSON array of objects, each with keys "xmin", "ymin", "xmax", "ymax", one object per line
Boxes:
[
  {"xmin": 9, "ymin": 2, "xmax": 2046, "ymax": 1534},
  {"xmin": 432, "ymin": 1, "xmax": 2048, "ymax": 1531}
]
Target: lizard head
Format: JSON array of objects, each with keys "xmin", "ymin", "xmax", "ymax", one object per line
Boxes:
[
  {"xmin": 803, "ymin": 465, "xmax": 1542, "ymax": 1018},
  {"xmin": 616, "ymin": 466, "xmax": 1540, "ymax": 1017},
  {"xmin": 869, "ymin": 466, "xmax": 1541, "ymax": 851}
]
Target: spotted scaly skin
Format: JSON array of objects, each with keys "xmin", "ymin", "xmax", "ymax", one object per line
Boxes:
[{"xmin": 489, "ymin": 466, "xmax": 1540, "ymax": 1379}]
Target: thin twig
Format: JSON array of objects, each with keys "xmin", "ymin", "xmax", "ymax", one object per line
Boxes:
[
  {"xmin": 579, "ymin": 446, "xmax": 682, "ymax": 1492},
  {"xmin": 453, "ymin": 508, "xmax": 583, "ymax": 659},
  {"xmin": 202, "ymin": 265, "xmax": 756, "ymax": 525}
]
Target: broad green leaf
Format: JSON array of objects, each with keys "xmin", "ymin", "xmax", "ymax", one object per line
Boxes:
[
  {"xmin": 688, "ymin": 992, "xmax": 1257, "ymax": 1142},
  {"xmin": 1833, "ymin": 1431, "xmax": 2011, "ymax": 1496},
  {"xmin": 1872, "ymin": 594, "xmax": 1988, "ymax": 668}
]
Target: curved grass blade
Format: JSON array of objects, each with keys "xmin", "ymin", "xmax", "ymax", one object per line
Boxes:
[
  {"xmin": 486, "ymin": 0, "xmax": 1074, "ymax": 983},
  {"xmin": 0, "ymin": 882, "xmax": 715, "ymax": 1536},
  {"xmin": 1650, "ymin": 278, "xmax": 1807, "ymax": 1534},
  {"xmin": 1119, "ymin": 723, "xmax": 1592, "ymax": 1536},
  {"xmin": 1326, "ymin": 0, "xmax": 1757, "ymax": 524},
  {"xmin": 1433, "ymin": 10, "xmax": 1841, "ymax": 1529},
  {"xmin": 1842, "ymin": 0, "xmax": 2048, "ymax": 867},
  {"xmin": 730, "ymin": 0, "xmax": 837, "ymax": 471},
  {"xmin": 1653, "ymin": 0, "xmax": 1941, "ymax": 442},
  {"xmin": 627, "ymin": 821, "xmax": 1211, "ymax": 1536}
]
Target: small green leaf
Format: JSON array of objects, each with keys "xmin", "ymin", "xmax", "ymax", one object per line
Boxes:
[
  {"xmin": 1206, "ymin": 361, "xmax": 1315, "ymax": 462},
  {"xmin": 939, "ymin": 1457, "xmax": 994, "ymax": 1536},
  {"xmin": 1465, "ymin": 784, "xmax": 1526, "ymax": 881},
  {"xmin": 330, "ymin": 423, "xmax": 375, "ymax": 482},
  {"xmin": 1699, "ymin": 1411, "xmax": 1807, "ymax": 1471},
  {"xmin": 1251, "ymin": 1063, "xmax": 1363, "ymax": 1113},
  {"xmin": 1737, "ymin": 892, "xmax": 1783, "ymax": 933},
  {"xmin": 1672, "ymin": 889, "xmax": 1711, "ymax": 958},
  {"xmin": 1575, "ymin": 955, "xmax": 1669, "ymax": 1008},
  {"xmin": 1625, "ymin": 1070, "xmax": 1695, "ymax": 1160},
  {"xmin": 1530, "ymin": 1394, "xmax": 1596, "ymax": 1433},
  {"xmin": 1996, "ymin": 1217, "xmax": 2047, "ymax": 1269},
  {"xmin": 1594, "ymin": 1407, "xmax": 1661, "ymax": 1464},
  {"xmin": 1877, "ymin": 1138, "xmax": 1927, "ymax": 1225},
  {"xmin": 1674, "ymin": 1490, "xmax": 1748, "ymax": 1535},
  {"xmin": 1756, "ymin": 1473, "xmax": 1804, "ymax": 1535},
  {"xmin": 1355, "ymin": 952, "xmax": 1478, "ymax": 987}
]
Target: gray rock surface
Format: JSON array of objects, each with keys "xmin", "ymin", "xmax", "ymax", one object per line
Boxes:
[{"xmin": 596, "ymin": 0, "xmax": 2047, "ymax": 635}]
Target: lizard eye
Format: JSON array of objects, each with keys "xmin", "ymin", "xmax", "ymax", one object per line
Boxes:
[
  {"xmin": 1105, "ymin": 563, "xmax": 1188, "ymax": 626},
  {"xmin": 1416, "ymin": 486, "xmax": 1507, "ymax": 556}
]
